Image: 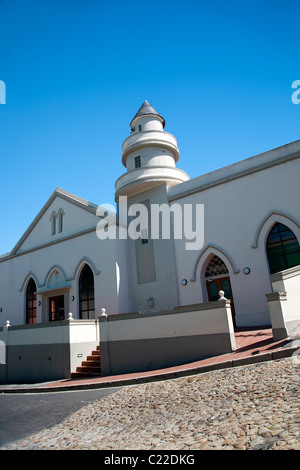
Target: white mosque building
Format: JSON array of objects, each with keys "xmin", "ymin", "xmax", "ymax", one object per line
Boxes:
[{"xmin": 1, "ymin": 101, "xmax": 300, "ymax": 381}]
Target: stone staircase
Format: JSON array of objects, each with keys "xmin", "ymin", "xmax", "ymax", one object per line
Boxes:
[{"xmin": 71, "ymin": 346, "xmax": 101, "ymax": 379}]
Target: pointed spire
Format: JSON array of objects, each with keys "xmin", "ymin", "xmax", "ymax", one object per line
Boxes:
[{"xmin": 130, "ymin": 100, "xmax": 165, "ymax": 128}]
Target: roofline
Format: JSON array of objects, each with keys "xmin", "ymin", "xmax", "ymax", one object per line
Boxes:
[
  {"xmin": 168, "ymin": 139, "xmax": 300, "ymax": 202},
  {"xmin": 130, "ymin": 101, "xmax": 165, "ymax": 128},
  {"xmin": 9, "ymin": 188, "xmax": 100, "ymax": 256}
]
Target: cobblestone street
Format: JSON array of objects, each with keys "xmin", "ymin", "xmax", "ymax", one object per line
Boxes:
[{"xmin": 1, "ymin": 357, "xmax": 300, "ymax": 450}]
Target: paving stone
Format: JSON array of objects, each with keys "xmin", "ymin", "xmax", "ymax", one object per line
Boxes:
[{"xmin": 1, "ymin": 357, "xmax": 300, "ymax": 450}]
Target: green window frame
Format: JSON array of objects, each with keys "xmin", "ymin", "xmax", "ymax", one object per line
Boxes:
[{"xmin": 267, "ymin": 223, "xmax": 300, "ymax": 274}]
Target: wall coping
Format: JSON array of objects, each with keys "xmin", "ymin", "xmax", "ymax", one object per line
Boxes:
[
  {"xmin": 1, "ymin": 319, "xmax": 96, "ymax": 331},
  {"xmin": 98, "ymin": 300, "xmax": 231, "ymax": 323},
  {"xmin": 270, "ymin": 265, "xmax": 300, "ymax": 283},
  {"xmin": 265, "ymin": 292, "xmax": 287, "ymax": 302}
]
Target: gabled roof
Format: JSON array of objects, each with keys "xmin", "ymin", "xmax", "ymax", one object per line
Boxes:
[
  {"xmin": 130, "ymin": 100, "xmax": 165, "ymax": 128},
  {"xmin": 10, "ymin": 188, "xmax": 100, "ymax": 256}
]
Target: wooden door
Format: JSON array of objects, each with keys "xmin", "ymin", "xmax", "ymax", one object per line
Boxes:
[
  {"xmin": 206, "ymin": 276, "xmax": 236, "ymax": 327},
  {"xmin": 49, "ymin": 295, "xmax": 65, "ymax": 321}
]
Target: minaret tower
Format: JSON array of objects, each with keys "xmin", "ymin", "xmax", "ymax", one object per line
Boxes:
[
  {"xmin": 114, "ymin": 102, "xmax": 189, "ymax": 313},
  {"xmin": 115, "ymin": 101, "xmax": 189, "ymax": 200}
]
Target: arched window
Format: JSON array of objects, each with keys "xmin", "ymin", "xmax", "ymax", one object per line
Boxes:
[
  {"xmin": 58, "ymin": 210, "xmax": 64, "ymax": 233},
  {"xmin": 267, "ymin": 223, "xmax": 300, "ymax": 274},
  {"xmin": 205, "ymin": 255, "xmax": 229, "ymax": 278},
  {"xmin": 26, "ymin": 278, "xmax": 37, "ymax": 324},
  {"xmin": 204, "ymin": 254, "xmax": 235, "ymax": 325},
  {"xmin": 51, "ymin": 213, "xmax": 56, "ymax": 235},
  {"xmin": 79, "ymin": 265, "xmax": 95, "ymax": 319}
]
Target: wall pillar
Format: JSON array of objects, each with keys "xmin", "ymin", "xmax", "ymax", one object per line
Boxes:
[{"xmin": 265, "ymin": 292, "xmax": 288, "ymax": 341}]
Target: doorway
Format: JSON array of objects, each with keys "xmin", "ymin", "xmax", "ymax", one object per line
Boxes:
[
  {"xmin": 205, "ymin": 255, "xmax": 236, "ymax": 327},
  {"xmin": 49, "ymin": 295, "xmax": 65, "ymax": 321}
]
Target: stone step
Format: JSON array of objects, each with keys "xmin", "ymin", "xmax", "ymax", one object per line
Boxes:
[
  {"xmin": 71, "ymin": 346, "xmax": 101, "ymax": 379},
  {"xmin": 86, "ymin": 356, "xmax": 100, "ymax": 362},
  {"xmin": 76, "ymin": 365, "xmax": 101, "ymax": 373},
  {"xmin": 82, "ymin": 360, "xmax": 99, "ymax": 367}
]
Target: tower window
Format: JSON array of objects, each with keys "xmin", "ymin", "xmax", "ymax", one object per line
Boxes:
[
  {"xmin": 138, "ymin": 124, "xmax": 142, "ymax": 131},
  {"xmin": 141, "ymin": 228, "xmax": 148, "ymax": 244},
  {"xmin": 135, "ymin": 156, "xmax": 141, "ymax": 168}
]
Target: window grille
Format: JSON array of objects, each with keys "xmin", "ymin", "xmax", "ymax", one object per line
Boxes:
[
  {"xmin": 26, "ymin": 278, "xmax": 37, "ymax": 324},
  {"xmin": 205, "ymin": 255, "xmax": 229, "ymax": 278},
  {"xmin": 267, "ymin": 223, "xmax": 300, "ymax": 274},
  {"xmin": 79, "ymin": 265, "xmax": 95, "ymax": 319},
  {"xmin": 135, "ymin": 156, "xmax": 141, "ymax": 168}
]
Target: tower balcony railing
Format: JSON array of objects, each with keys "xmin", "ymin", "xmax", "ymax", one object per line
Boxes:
[
  {"xmin": 122, "ymin": 130, "xmax": 179, "ymax": 166},
  {"xmin": 115, "ymin": 165, "xmax": 189, "ymax": 198}
]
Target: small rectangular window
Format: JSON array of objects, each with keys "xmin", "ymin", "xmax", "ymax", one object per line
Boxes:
[
  {"xmin": 138, "ymin": 124, "xmax": 142, "ymax": 131},
  {"xmin": 141, "ymin": 228, "xmax": 148, "ymax": 244},
  {"xmin": 135, "ymin": 156, "xmax": 141, "ymax": 168}
]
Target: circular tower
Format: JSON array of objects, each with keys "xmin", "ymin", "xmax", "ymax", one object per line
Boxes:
[{"xmin": 115, "ymin": 101, "xmax": 189, "ymax": 200}]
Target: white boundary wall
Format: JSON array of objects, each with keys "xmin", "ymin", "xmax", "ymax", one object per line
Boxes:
[
  {"xmin": 99, "ymin": 300, "xmax": 236, "ymax": 376},
  {"xmin": 0, "ymin": 318, "xmax": 98, "ymax": 384},
  {"xmin": 266, "ymin": 266, "xmax": 300, "ymax": 340}
]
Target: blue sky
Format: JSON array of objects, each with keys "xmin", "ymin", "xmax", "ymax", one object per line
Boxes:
[{"xmin": 0, "ymin": 0, "xmax": 299, "ymax": 254}]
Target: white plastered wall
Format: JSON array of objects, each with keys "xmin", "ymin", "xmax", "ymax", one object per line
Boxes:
[{"xmin": 169, "ymin": 154, "xmax": 300, "ymax": 327}]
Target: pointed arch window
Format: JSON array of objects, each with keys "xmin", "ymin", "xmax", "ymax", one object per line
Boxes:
[
  {"xmin": 79, "ymin": 265, "xmax": 95, "ymax": 319},
  {"xmin": 50, "ymin": 210, "xmax": 64, "ymax": 236},
  {"xmin": 58, "ymin": 210, "xmax": 64, "ymax": 233},
  {"xmin": 51, "ymin": 213, "xmax": 56, "ymax": 236},
  {"xmin": 26, "ymin": 278, "xmax": 37, "ymax": 324},
  {"xmin": 267, "ymin": 223, "xmax": 300, "ymax": 274},
  {"xmin": 205, "ymin": 255, "xmax": 229, "ymax": 278}
]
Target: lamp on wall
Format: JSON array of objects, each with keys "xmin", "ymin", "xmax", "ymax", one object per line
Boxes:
[
  {"xmin": 243, "ymin": 267, "xmax": 251, "ymax": 275},
  {"xmin": 181, "ymin": 279, "xmax": 188, "ymax": 286},
  {"xmin": 71, "ymin": 296, "xmax": 75, "ymax": 301}
]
